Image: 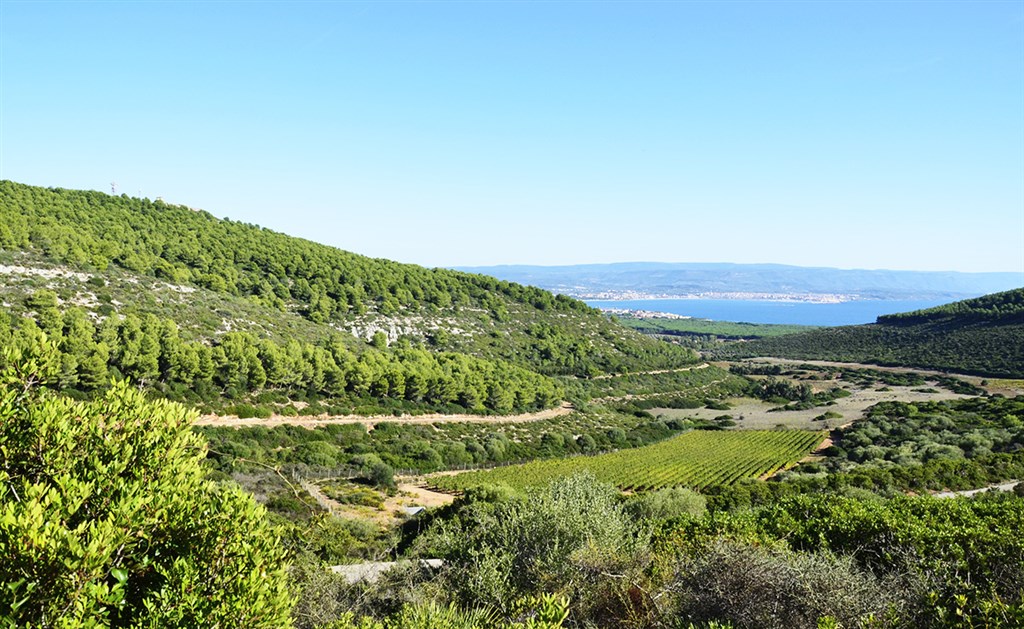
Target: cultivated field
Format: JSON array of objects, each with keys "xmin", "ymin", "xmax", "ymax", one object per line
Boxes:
[{"xmin": 430, "ymin": 429, "xmax": 825, "ymax": 493}]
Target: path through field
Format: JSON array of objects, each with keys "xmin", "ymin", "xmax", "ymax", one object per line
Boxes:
[{"xmin": 299, "ymin": 477, "xmax": 454, "ymax": 524}]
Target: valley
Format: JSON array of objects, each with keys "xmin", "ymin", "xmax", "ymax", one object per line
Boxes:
[{"xmin": 3, "ymin": 181, "xmax": 1022, "ymax": 628}]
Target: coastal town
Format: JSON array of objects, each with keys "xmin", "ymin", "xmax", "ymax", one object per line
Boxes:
[{"xmin": 569, "ymin": 290, "xmax": 857, "ymax": 303}]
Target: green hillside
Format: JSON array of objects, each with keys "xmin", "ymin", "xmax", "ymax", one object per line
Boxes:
[
  {"xmin": 711, "ymin": 289, "xmax": 1024, "ymax": 377},
  {"xmin": 0, "ymin": 180, "xmax": 705, "ymax": 413}
]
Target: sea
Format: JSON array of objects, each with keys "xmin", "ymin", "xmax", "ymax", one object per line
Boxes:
[{"xmin": 583, "ymin": 298, "xmax": 953, "ymax": 327}]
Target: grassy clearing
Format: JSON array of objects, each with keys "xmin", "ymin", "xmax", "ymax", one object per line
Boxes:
[
  {"xmin": 646, "ymin": 362, "xmax": 978, "ymax": 431},
  {"xmin": 982, "ymin": 378, "xmax": 1024, "ymax": 397},
  {"xmin": 652, "ymin": 386, "xmax": 969, "ymax": 431}
]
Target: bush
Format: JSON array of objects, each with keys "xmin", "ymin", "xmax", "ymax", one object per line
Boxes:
[
  {"xmin": 352, "ymin": 454, "xmax": 396, "ymax": 490},
  {"xmin": 0, "ymin": 342, "xmax": 292, "ymax": 626},
  {"xmin": 627, "ymin": 487, "xmax": 707, "ymax": 521},
  {"xmin": 230, "ymin": 403, "xmax": 273, "ymax": 419},
  {"xmin": 278, "ymin": 404, "xmax": 300, "ymax": 416},
  {"xmin": 415, "ymin": 472, "xmax": 644, "ymax": 623},
  {"xmin": 670, "ymin": 540, "xmax": 907, "ymax": 628}
]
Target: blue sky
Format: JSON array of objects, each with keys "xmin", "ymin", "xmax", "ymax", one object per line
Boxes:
[{"xmin": 2, "ymin": 1, "xmax": 1022, "ymax": 273}]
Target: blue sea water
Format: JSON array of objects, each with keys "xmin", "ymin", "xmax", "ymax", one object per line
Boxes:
[{"xmin": 584, "ymin": 298, "xmax": 953, "ymax": 327}]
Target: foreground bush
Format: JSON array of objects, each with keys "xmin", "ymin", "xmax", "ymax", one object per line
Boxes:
[
  {"xmin": 0, "ymin": 342, "xmax": 293, "ymax": 627},
  {"xmin": 409, "ymin": 472, "xmax": 654, "ymax": 625},
  {"xmin": 670, "ymin": 540, "xmax": 907, "ymax": 628},
  {"xmin": 319, "ymin": 596, "xmax": 568, "ymax": 629}
]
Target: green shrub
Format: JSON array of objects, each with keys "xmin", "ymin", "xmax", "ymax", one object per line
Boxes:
[
  {"xmin": 627, "ymin": 487, "xmax": 707, "ymax": 521},
  {"xmin": 279, "ymin": 404, "xmax": 300, "ymax": 417},
  {"xmin": 415, "ymin": 472, "xmax": 641, "ymax": 620},
  {"xmin": 670, "ymin": 540, "xmax": 906, "ymax": 628},
  {"xmin": 0, "ymin": 342, "xmax": 292, "ymax": 626},
  {"xmin": 230, "ymin": 403, "xmax": 273, "ymax": 419}
]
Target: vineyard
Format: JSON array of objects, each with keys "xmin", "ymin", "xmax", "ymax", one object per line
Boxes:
[{"xmin": 429, "ymin": 429, "xmax": 826, "ymax": 492}]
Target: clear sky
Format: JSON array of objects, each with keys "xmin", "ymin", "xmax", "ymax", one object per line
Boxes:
[{"xmin": 2, "ymin": 1, "xmax": 1022, "ymax": 273}]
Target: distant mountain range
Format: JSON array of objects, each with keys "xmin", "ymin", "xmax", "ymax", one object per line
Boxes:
[{"xmin": 454, "ymin": 262, "xmax": 1023, "ymax": 302}]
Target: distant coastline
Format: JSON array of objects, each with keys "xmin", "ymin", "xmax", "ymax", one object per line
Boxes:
[
  {"xmin": 565, "ymin": 291, "xmax": 855, "ymax": 303},
  {"xmin": 456, "ymin": 263, "xmax": 1021, "ymax": 305},
  {"xmin": 585, "ymin": 297, "xmax": 953, "ymax": 327}
]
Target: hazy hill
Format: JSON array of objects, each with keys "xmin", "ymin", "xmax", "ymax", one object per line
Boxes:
[
  {"xmin": 456, "ymin": 262, "xmax": 1022, "ymax": 301},
  {"xmin": 711, "ymin": 289, "xmax": 1024, "ymax": 378},
  {"xmin": 0, "ymin": 180, "xmax": 704, "ymax": 413}
]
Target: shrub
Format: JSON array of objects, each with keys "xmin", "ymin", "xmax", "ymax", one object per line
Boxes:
[
  {"xmin": 229, "ymin": 403, "xmax": 273, "ymax": 419},
  {"xmin": 670, "ymin": 540, "xmax": 906, "ymax": 628},
  {"xmin": 279, "ymin": 404, "xmax": 300, "ymax": 417},
  {"xmin": 0, "ymin": 342, "xmax": 292, "ymax": 626},
  {"xmin": 627, "ymin": 487, "xmax": 707, "ymax": 521},
  {"xmin": 351, "ymin": 454, "xmax": 396, "ymax": 490},
  {"xmin": 416, "ymin": 472, "xmax": 643, "ymax": 622}
]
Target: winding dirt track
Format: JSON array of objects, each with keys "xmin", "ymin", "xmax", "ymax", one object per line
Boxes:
[
  {"xmin": 932, "ymin": 481, "xmax": 1021, "ymax": 499},
  {"xmin": 193, "ymin": 401, "xmax": 575, "ymax": 429},
  {"xmin": 194, "ymin": 364, "xmax": 717, "ymax": 429}
]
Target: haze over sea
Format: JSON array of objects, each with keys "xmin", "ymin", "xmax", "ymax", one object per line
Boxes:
[{"xmin": 585, "ymin": 298, "xmax": 953, "ymax": 327}]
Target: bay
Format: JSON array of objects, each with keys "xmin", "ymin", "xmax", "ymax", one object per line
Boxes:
[{"xmin": 583, "ymin": 298, "xmax": 953, "ymax": 327}]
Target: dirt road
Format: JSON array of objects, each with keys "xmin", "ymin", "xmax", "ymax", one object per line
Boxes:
[
  {"xmin": 933, "ymin": 481, "xmax": 1021, "ymax": 499},
  {"xmin": 194, "ymin": 401, "xmax": 574, "ymax": 429}
]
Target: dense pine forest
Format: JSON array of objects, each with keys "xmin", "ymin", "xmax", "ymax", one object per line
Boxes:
[
  {"xmin": 0, "ymin": 180, "xmax": 704, "ymax": 414},
  {"xmin": 0, "ymin": 181, "xmax": 574, "ymax": 318}
]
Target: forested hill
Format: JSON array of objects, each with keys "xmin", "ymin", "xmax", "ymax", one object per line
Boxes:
[
  {"xmin": 876, "ymin": 289, "xmax": 1024, "ymax": 325},
  {"xmin": 0, "ymin": 180, "xmax": 701, "ymax": 414},
  {"xmin": 711, "ymin": 289, "xmax": 1024, "ymax": 377},
  {"xmin": 0, "ymin": 180, "xmax": 580, "ymax": 319}
]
